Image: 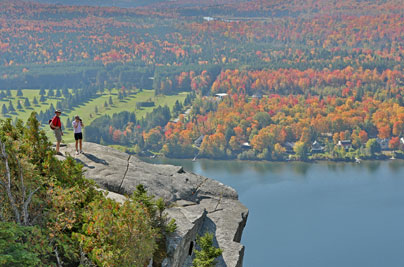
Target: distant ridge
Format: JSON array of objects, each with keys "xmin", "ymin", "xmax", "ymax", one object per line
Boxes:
[{"xmin": 29, "ymin": 0, "xmax": 166, "ymax": 8}]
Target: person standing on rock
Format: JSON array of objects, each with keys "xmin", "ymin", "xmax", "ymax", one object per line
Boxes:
[
  {"xmin": 50, "ymin": 109, "xmax": 63, "ymax": 155},
  {"xmin": 72, "ymin": 115, "xmax": 84, "ymax": 155}
]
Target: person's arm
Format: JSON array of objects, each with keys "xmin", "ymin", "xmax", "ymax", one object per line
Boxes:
[
  {"xmin": 73, "ymin": 121, "xmax": 78, "ymax": 128},
  {"xmin": 50, "ymin": 118, "xmax": 60, "ymax": 129}
]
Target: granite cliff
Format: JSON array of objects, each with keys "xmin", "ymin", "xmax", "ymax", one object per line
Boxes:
[{"xmin": 59, "ymin": 142, "xmax": 248, "ymax": 267}]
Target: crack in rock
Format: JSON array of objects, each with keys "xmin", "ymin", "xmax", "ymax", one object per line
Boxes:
[
  {"xmin": 191, "ymin": 178, "xmax": 208, "ymax": 196},
  {"xmin": 118, "ymin": 154, "xmax": 131, "ymax": 194}
]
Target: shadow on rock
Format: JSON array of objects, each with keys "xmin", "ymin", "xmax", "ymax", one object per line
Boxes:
[
  {"xmin": 82, "ymin": 153, "xmax": 109, "ymax": 165},
  {"xmin": 73, "ymin": 158, "xmax": 95, "ymax": 169},
  {"xmin": 197, "ymin": 216, "xmax": 226, "ymax": 267}
]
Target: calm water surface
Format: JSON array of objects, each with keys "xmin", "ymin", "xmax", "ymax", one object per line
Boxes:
[{"xmin": 143, "ymin": 158, "xmax": 404, "ymax": 267}]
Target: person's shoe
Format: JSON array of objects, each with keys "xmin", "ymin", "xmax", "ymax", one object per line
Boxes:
[
  {"xmin": 80, "ymin": 150, "xmax": 83, "ymax": 154},
  {"xmin": 75, "ymin": 151, "xmax": 79, "ymax": 155},
  {"xmin": 56, "ymin": 151, "xmax": 63, "ymax": 156}
]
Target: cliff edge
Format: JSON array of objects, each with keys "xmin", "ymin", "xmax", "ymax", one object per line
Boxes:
[{"xmin": 59, "ymin": 142, "xmax": 248, "ymax": 267}]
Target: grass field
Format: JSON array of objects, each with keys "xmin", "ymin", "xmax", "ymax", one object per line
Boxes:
[
  {"xmin": 0, "ymin": 89, "xmax": 60, "ymax": 122},
  {"xmin": 0, "ymin": 89, "xmax": 188, "ymax": 144}
]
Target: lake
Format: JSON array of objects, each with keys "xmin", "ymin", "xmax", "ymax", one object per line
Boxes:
[{"xmin": 142, "ymin": 158, "xmax": 404, "ymax": 267}]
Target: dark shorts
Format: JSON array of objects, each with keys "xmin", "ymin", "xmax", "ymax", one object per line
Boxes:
[{"xmin": 74, "ymin": 132, "xmax": 83, "ymax": 140}]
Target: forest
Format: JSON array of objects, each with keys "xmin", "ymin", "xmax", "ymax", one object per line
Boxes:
[{"xmin": 0, "ymin": 0, "xmax": 403, "ymax": 161}]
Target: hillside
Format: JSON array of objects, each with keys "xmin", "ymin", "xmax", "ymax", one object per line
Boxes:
[{"xmin": 0, "ymin": 0, "xmax": 403, "ymax": 159}]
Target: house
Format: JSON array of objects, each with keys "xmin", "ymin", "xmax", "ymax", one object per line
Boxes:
[
  {"xmin": 338, "ymin": 140, "xmax": 352, "ymax": 150},
  {"xmin": 401, "ymin": 137, "xmax": 404, "ymax": 145},
  {"xmin": 283, "ymin": 142, "xmax": 295, "ymax": 154},
  {"xmin": 376, "ymin": 138, "xmax": 389, "ymax": 151},
  {"xmin": 241, "ymin": 142, "xmax": 252, "ymax": 150},
  {"xmin": 194, "ymin": 135, "xmax": 204, "ymax": 147},
  {"xmin": 252, "ymin": 93, "xmax": 263, "ymax": 99},
  {"xmin": 215, "ymin": 93, "xmax": 228, "ymax": 100},
  {"xmin": 311, "ymin": 141, "xmax": 325, "ymax": 153}
]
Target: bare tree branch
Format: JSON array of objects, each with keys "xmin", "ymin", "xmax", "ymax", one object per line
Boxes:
[
  {"xmin": 54, "ymin": 247, "xmax": 63, "ymax": 267},
  {"xmin": 17, "ymin": 157, "xmax": 28, "ymax": 225},
  {"xmin": 23, "ymin": 187, "xmax": 40, "ymax": 225},
  {"xmin": 0, "ymin": 141, "xmax": 21, "ymax": 224},
  {"xmin": 17, "ymin": 158, "xmax": 26, "ymax": 205}
]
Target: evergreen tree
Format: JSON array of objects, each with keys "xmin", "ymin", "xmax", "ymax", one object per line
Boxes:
[
  {"xmin": 17, "ymin": 101, "xmax": 23, "ymax": 110},
  {"xmin": 366, "ymin": 138, "xmax": 381, "ymax": 155},
  {"xmin": 39, "ymin": 95, "xmax": 46, "ymax": 102},
  {"xmin": 109, "ymin": 96, "xmax": 113, "ymax": 105},
  {"xmin": 56, "ymin": 89, "xmax": 62, "ymax": 98},
  {"xmin": 8, "ymin": 101, "xmax": 15, "ymax": 112},
  {"xmin": 39, "ymin": 88, "xmax": 46, "ymax": 96},
  {"xmin": 6, "ymin": 90, "xmax": 11, "ymax": 97},
  {"xmin": 104, "ymin": 101, "xmax": 108, "ymax": 108},
  {"xmin": 24, "ymin": 98, "xmax": 31, "ymax": 108},
  {"xmin": 66, "ymin": 118, "xmax": 72, "ymax": 129},
  {"xmin": 47, "ymin": 89, "xmax": 54, "ymax": 98},
  {"xmin": 56, "ymin": 101, "xmax": 62, "ymax": 110},
  {"xmin": 0, "ymin": 91, "xmax": 5, "ymax": 100},
  {"xmin": 16, "ymin": 89, "xmax": 23, "ymax": 97},
  {"xmin": 62, "ymin": 88, "xmax": 69, "ymax": 97},
  {"xmin": 32, "ymin": 97, "xmax": 39, "ymax": 106},
  {"xmin": 192, "ymin": 233, "xmax": 222, "ymax": 267},
  {"xmin": 1, "ymin": 104, "xmax": 7, "ymax": 114},
  {"xmin": 173, "ymin": 100, "xmax": 183, "ymax": 115}
]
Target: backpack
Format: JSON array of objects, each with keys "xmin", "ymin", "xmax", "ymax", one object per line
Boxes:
[{"xmin": 49, "ymin": 119, "xmax": 56, "ymax": 130}]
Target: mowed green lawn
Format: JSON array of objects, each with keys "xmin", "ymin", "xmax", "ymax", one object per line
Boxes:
[{"xmin": 0, "ymin": 89, "xmax": 188, "ymax": 144}]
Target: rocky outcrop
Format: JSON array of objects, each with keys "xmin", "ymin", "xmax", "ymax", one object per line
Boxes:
[{"xmin": 60, "ymin": 142, "xmax": 248, "ymax": 267}]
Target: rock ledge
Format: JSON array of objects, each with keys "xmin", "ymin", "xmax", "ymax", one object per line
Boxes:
[{"xmin": 60, "ymin": 142, "xmax": 248, "ymax": 267}]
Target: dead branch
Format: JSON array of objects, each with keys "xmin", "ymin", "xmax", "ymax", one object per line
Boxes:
[
  {"xmin": 23, "ymin": 187, "xmax": 40, "ymax": 226},
  {"xmin": 0, "ymin": 141, "xmax": 21, "ymax": 224},
  {"xmin": 54, "ymin": 247, "xmax": 63, "ymax": 267}
]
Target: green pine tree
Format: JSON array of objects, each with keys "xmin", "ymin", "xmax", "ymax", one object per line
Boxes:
[
  {"xmin": 16, "ymin": 89, "xmax": 23, "ymax": 97},
  {"xmin": 47, "ymin": 89, "xmax": 54, "ymax": 98},
  {"xmin": 8, "ymin": 101, "xmax": 15, "ymax": 112},
  {"xmin": 192, "ymin": 233, "xmax": 222, "ymax": 267},
  {"xmin": 1, "ymin": 104, "xmax": 7, "ymax": 114},
  {"xmin": 24, "ymin": 98, "xmax": 31, "ymax": 108},
  {"xmin": 16, "ymin": 101, "xmax": 23, "ymax": 110},
  {"xmin": 32, "ymin": 97, "xmax": 39, "ymax": 106}
]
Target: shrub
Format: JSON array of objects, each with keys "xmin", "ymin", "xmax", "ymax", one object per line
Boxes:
[{"xmin": 192, "ymin": 233, "xmax": 222, "ymax": 267}]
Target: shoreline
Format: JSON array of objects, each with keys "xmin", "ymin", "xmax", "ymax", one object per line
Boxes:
[
  {"xmin": 139, "ymin": 154, "xmax": 404, "ymax": 165},
  {"xmin": 137, "ymin": 153, "xmax": 403, "ymax": 164}
]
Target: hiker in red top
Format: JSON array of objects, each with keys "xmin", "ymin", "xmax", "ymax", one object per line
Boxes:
[{"xmin": 50, "ymin": 109, "xmax": 63, "ymax": 155}]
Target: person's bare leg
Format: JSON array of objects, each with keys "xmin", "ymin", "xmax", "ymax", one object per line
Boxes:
[
  {"xmin": 56, "ymin": 141, "xmax": 60, "ymax": 153},
  {"xmin": 79, "ymin": 139, "xmax": 82, "ymax": 152},
  {"xmin": 75, "ymin": 139, "xmax": 78, "ymax": 152}
]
